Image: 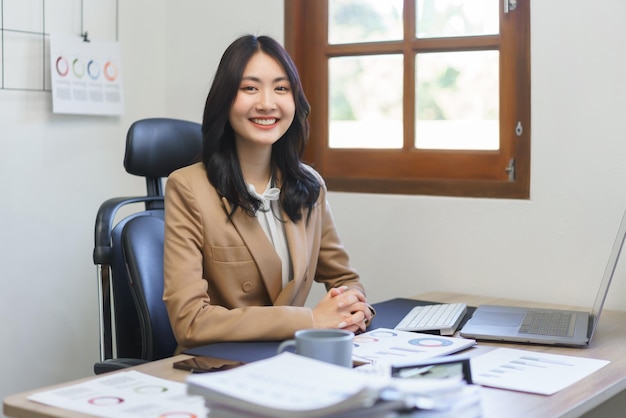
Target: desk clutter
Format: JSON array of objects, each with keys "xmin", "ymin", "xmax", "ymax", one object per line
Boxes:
[
  {"xmin": 24, "ymin": 343, "xmax": 610, "ymax": 418},
  {"xmin": 187, "ymin": 351, "xmax": 481, "ymax": 418},
  {"xmin": 182, "ymin": 326, "xmax": 480, "ymax": 417},
  {"xmin": 21, "ymin": 298, "xmax": 612, "ymax": 418}
]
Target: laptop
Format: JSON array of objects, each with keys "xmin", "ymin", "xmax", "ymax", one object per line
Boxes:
[{"xmin": 460, "ymin": 210, "xmax": 626, "ymax": 347}]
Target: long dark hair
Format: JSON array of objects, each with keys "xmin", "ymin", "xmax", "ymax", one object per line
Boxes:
[{"xmin": 201, "ymin": 34, "xmax": 320, "ymax": 223}]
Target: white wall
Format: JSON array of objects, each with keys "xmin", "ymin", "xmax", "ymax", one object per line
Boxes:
[{"xmin": 1, "ymin": 0, "xmax": 625, "ymax": 414}]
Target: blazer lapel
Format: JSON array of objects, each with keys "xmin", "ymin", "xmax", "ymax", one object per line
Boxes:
[
  {"xmin": 274, "ymin": 217, "xmax": 308, "ymax": 306},
  {"xmin": 221, "ymin": 197, "xmax": 282, "ymax": 302}
]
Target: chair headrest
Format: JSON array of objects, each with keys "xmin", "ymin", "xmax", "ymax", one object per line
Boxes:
[{"xmin": 124, "ymin": 118, "xmax": 202, "ymax": 179}]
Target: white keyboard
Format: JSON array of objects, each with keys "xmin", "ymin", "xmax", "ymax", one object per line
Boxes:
[{"xmin": 394, "ymin": 303, "xmax": 467, "ymax": 336}]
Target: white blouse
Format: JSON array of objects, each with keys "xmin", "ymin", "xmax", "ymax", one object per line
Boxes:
[{"xmin": 248, "ymin": 181, "xmax": 292, "ymax": 288}]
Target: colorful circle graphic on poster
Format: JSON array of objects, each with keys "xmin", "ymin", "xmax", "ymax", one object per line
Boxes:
[
  {"xmin": 408, "ymin": 337, "xmax": 454, "ymax": 347},
  {"xmin": 104, "ymin": 61, "xmax": 119, "ymax": 81},
  {"xmin": 87, "ymin": 60, "xmax": 101, "ymax": 80},
  {"xmin": 72, "ymin": 58, "xmax": 85, "ymax": 78},
  {"xmin": 55, "ymin": 56, "xmax": 69, "ymax": 76}
]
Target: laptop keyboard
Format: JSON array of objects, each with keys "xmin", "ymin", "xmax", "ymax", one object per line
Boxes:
[
  {"xmin": 519, "ymin": 310, "xmax": 576, "ymax": 337},
  {"xmin": 395, "ymin": 303, "xmax": 467, "ymax": 335}
]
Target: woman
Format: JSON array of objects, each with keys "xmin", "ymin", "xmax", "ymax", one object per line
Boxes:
[{"xmin": 163, "ymin": 34, "xmax": 372, "ymax": 351}]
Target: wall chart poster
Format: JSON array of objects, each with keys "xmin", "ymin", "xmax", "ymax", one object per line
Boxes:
[{"xmin": 50, "ymin": 34, "xmax": 124, "ymax": 116}]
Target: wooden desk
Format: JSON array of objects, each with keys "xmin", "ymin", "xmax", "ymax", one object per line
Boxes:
[{"xmin": 4, "ymin": 292, "xmax": 626, "ymax": 418}]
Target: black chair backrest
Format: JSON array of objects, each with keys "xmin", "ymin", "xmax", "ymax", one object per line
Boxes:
[
  {"xmin": 122, "ymin": 216, "xmax": 177, "ymax": 360},
  {"xmin": 124, "ymin": 117, "xmax": 204, "ymax": 198},
  {"xmin": 107, "ymin": 209, "xmax": 162, "ymax": 359},
  {"xmin": 93, "ymin": 117, "xmax": 201, "ymax": 361}
]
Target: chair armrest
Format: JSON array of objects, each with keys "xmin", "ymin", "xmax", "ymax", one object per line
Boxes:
[{"xmin": 93, "ymin": 358, "xmax": 149, "ymax": 375}]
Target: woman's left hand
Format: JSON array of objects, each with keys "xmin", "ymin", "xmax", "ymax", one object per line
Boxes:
[{"xmin": 329, "ymin": 286, "xmax": 373, "ymax": 333}]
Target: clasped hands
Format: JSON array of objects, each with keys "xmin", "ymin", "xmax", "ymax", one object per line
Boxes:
[{"xmin": 312, "ymin": 286, "xmax": 373, "ymax": 334}]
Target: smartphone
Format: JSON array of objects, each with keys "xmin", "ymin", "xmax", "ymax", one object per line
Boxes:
[{"xmin": 173, "ymin": 356, "xmax": 244, "ymax": 373}]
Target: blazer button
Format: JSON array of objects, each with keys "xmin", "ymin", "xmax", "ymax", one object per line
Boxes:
[{"xmin": 242, "ymin": 281, "xmax": 253, "ymax": 292}]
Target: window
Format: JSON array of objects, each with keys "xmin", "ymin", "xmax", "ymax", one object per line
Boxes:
[{"xmin": 285, "ymin": 0, "xmax": 530, "ymax": 198}]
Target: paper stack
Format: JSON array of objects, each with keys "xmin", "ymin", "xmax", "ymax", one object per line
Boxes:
[
  {"xmin": 187, "ymin": 352, "xmax": 481, "ymax": 418},
  {"xmin": 187, "ymin": 352, "xmax": 388, "ymax": 417}
]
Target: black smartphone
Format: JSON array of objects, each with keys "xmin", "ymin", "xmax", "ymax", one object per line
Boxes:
[{"xmin": 173, "ymin": 356, "xmax": 244, "ymax": 373}]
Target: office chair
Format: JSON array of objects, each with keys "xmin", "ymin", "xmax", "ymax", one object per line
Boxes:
[
  {"xmin": 123, "ymin": 216, "xmax": 177, "ymax": 360},
  {"xmin": 92, "ymin": 118, "xmax": 202, "ymax": 374}
]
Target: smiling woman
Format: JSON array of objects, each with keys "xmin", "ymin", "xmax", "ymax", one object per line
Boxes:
[
  {"xmin": 162, "ymin": 34, "xmax": 375, "ymax": 352},
  {"xmin": 229, "ymin": 51, "xmax": 296, "ymax": 169}
]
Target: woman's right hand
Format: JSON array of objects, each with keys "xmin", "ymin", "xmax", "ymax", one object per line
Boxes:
[{"xmin": 311, "ymin": 286, "xmax": 372, "ymax": 333}]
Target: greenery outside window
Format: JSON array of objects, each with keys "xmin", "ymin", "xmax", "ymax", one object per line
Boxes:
[{"xmin": 285, "ymin": 0, "xmax": 530, "ymax": 198}]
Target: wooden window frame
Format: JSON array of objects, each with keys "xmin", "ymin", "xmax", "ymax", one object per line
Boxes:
[{"xmin": 285, "ymin": 0, "xmax": 530, "ymax": 198}]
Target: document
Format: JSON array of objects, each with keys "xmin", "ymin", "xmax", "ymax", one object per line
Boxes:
[
  {"xmin": 28, "ymin": 370, "xmax": 208, "ymax": 418},
  {"xmin": 352, "ymin": 328, "xmax": 476, "ymax": 367},
  {"xmin": 470, "ymin": 347, "xmax": 610, "ymax": 395},
  {"xmin": 187, "ymin": 352, "xmax": 388, "ymax": 418}
]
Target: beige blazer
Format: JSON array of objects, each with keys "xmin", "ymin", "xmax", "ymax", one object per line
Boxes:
[{"xmin": 163, "ymin": 162, "xmax": 365, "ymax": 351}]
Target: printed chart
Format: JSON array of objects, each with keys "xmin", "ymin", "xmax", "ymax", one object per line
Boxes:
[
  {"xmin": 352, "ymin": 327, "xmax": 475, "ymax": 367},
  {"xmin": 470, "ymin": 347, "xmax": 610, "ymax": 395},
  {"xmin": 50, "ymin": 34, "xmax": 124, "ymax": 115},
  {"xmin": 28, "ymin": 370, "xmax": 207, "ymax": 418}
]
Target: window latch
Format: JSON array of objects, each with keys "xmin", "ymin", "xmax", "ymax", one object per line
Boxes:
[
  {"xmin": 505, "ymin": 0, "xmax": 518, "ymax": 14},
  {"xmin": 505, "ymin": 159, "xmax": 516, "ymax": 181}
]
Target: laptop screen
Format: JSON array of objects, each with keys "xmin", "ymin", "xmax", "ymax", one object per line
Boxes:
[{"xmin": 589, "ymin": 210, "xmax": 626, "ymax": 339}]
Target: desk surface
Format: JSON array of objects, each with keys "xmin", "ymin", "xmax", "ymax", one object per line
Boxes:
[{"xmin": 4, "ymin": 292, "xmax": 626, "ymax": 418}]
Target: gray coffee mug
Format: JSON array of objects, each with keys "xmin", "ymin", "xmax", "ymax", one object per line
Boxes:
[{"xmin": 277, "ymin": 329, "xmax": 354, "ymax": 368}]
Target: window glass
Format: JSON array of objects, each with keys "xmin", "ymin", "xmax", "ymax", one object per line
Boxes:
[
  {"xmin": 416, "ymin": 0, "xmax": 499, "ymax": 38},
  {"xmin": 416, "ymin": 51, "xmax": 499, "ymax": 150},
  {"xmin": 329, "ymin": 0, "xmax": 403, "ymax": 44},
  {"xmin": 329, "ymin": 54, "xmax": 403, "ymax": 149},
  {"xmin": 286, "ymin": 0, "xmax": 530, "ymax": 198}
]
